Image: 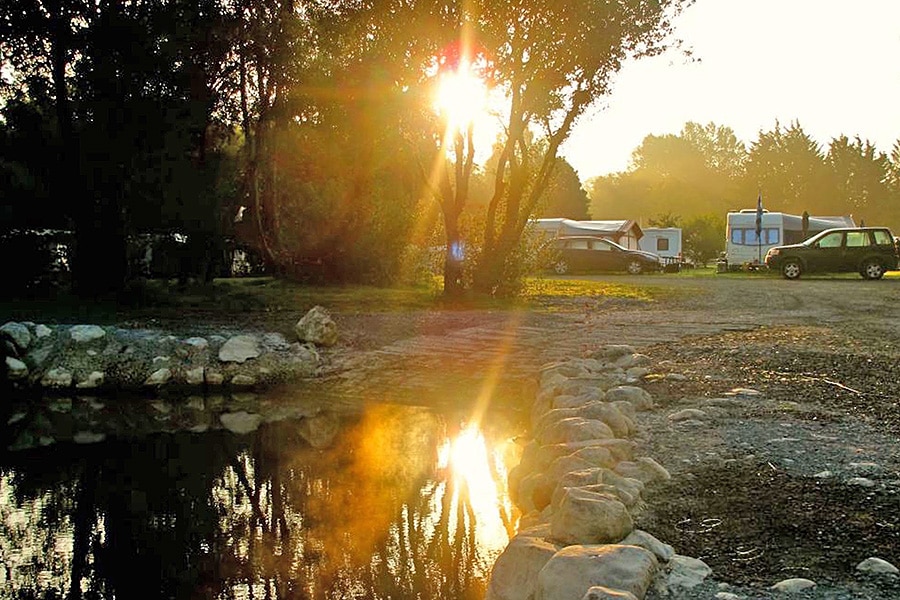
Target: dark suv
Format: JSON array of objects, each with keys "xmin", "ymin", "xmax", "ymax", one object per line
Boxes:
[{"xmin": 765, "ymin": 227, "xmax": 899, "ymax": 280}]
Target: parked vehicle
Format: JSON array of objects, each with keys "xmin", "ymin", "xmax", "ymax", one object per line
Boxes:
[
  {"xmin": 639, "ymin": 227, "xmax": 683, "ymax": 271},
  {"xmin": 764, "ymin": 227, "xmax": 899, "ymax": 280},
  {"xmin": 550, "ymin": 236, "xmax": 662, "ymax": 275},
  {"xmin": 725, "ymin": 210, "xmax": 855, "ymax": 269}
]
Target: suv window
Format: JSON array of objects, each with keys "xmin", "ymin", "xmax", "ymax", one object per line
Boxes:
[
  {"xmin": 846, "ymin": 231, "xmax": 870, "ymax": 247},
  {"xmin": 565, "ymin": 239, "xmax": 589, "ymax": 250},
  {"xmin": 592, "ymin": 240, "xmax": 612, "ymax": 252},
  {"xmin": 873, "ymin": 230, "xmax": 893, "ymax": 245},
  {"xmin": 817, "ymin": 232, "xmax": 843, "ymax": 248}
]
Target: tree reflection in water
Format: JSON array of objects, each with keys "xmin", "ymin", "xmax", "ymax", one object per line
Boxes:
[{"xmin": 0, "ymin": 403, "xmax": 523, "ymax": 599}]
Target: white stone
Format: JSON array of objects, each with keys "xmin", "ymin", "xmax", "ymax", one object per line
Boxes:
[
  {"xmin": 144, "ymin": 368, "xmax": 172, "ymax": 386},
  {"xmin": 666, "ymin": 555, "xmax": 712, "ymax": 589},
  {"xmin": 581, "ymin": 587, "xmax": 638, "ymax": 600},
  {"xmin": 715, "ymin": 593, "xmax": 742, "ymax": 600},
  {"xmin": 294, "ymin": 305, "xmax": 338, "ymax": 347},
  {"xmin": 185, "ymin": 367, "xmax": 205, "ymax": 385},
  {"xmin": 770, "ymin": 578, "xmax": 816, "ymax": 592},
  {"xmin": 183, "ymin": 337, "xmax": 209, "ymax": 350},
  {"xmin": 856, "ymin": 557, "xmax": 899, "ymax": 574},
  {"xmin": 220, "ymin": 411, "xmax": 263, "ymax": 434},
  {"xmin": 620, "ymin": 530, "xmax": 675, "ymax": 562},
  {"xmin": 848, "ymin": 477, "xmax": 876, "ymax": 488},
  {"xmin": 538, "ymin": 417, "xmax": 614, "ymax": 446},
  {"xmin": 5, "ymin": 356, "xmax": 29, "ymax": 380},
  {"xmin": 73, "ymin": 431, "xmax": 106, "ymax": 444},
  {"xmin": 614, "ymin": 457, "xmax": 671, "ymax": 485},
  {"xmin": 485, "ymin": 534, "xmax": 559, "ymax": 600},
  {"xmin": 218, "ymin": 335, "xmax": 261, "ymax": 363},
  {"xmin": 76, "ymin": 371, "xmax": 105, "ymax": 389},
  {"xmin": 727, "ymin": 387, "xmax": 761, "ymax": 397},
  {"xmin": 549, "ymin": 487, "xmax": 633, "ymax": 545},
  {"xmin": 604, "ymin": 386, "xmax": 654, "ymax": 411},
  {"xmin": 41, "ymin": 367, "xmax": 73, "ymax": 388},
  {"xmin": 814, "ymin": 470, "xmax": 833, "ymax": 478},
  {"xmin": 1, "ymin": 321, "xmax": 32, "ymax": 351},
  {"xmin": 69, "ymin": 325, "xmax": 106, "ymax": 343},
  {"xmin": 665, "ymin": 373, "xmax": 687, "ymax": 381},
  {"xmin": 205, "ymin": 370, "xmax": 224, "ymax": 385},
  {"xmin": 535, "ymin": 544, "xmax": 657, "ymax": 600},
  {"xmin": 35, "ymin": 324, "xmax": 52, "ymax": 338},
  {"xmin": 231, "ymin": 374, "xmax": 257, "ymax": 387},
  {"xmin": 668, "ymin": 408, "xmax": 707, "ymax": 422}
]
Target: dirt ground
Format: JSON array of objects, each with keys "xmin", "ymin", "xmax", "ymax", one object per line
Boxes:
[{"xmin": 320, "ymin": 274, "xmax": 900, "ymax": 599}]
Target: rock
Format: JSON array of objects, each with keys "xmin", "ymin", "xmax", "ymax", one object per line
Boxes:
[
  {"xmin": 230, "ymin": 374, "xmax": 257, "ymax": 387},
  {"xmin": 550, "ymin": 487, "xmax": 633, "ymax": 545},
  {"xmin": 620, "ymin": 530, "xmax": 675, "ymax": 562},
  {"xmin": 605, "ymin": 386, "xmax": 654, "ymax": 411},
  {"xmin": 715, "ymin": 593, "xmax": 742, "ymax": 600},
  {"xmin": 69, "ymin": 325, "xmax": 106, "ymax": 343},
  {"xmin": 856, "ymin": 557, "xmax": 899, "ymax": 574},
  {"xmin": 182, "ymin": 337, "xmax": 209, "ymax": 351},
  {"xmin": 727, "ymin": 387, "xmax": 761, "ymax": 397},
  {"xmin": 847, "ymin": 477, "xmax": 876, "ymax": 488},
  {"xmin": 665, "ymin": 555, "xmax": 712, "ymax": 589},
  {"xmin": 35, "ymin": 324, "xmax": 52, "ymax": 338},
  {"xmin": 614, "ymin": 457, "xmax": 670, "ymax": 485},
  {"xmin": 73, "ymin": 431, "xmax": 106, "ymax": 444},
  {"xmin": 582, "ymin": 587, "xmax": 637, "ymax": 600},
  {"xmin": 668, "ymin": 408, "xmax": 707, "ymax": 422},
  {"xmin": 5, "ymin": 356, "xmax": 29, "ymax": 380},
  {"xmin": 295, "ymin": 305, "xmax": 338, "ymax": 347},
  {"xmin": 218, "ymin": 335, "xmax": 261, "ymax": 363},
  {"xmin": 144, "ymin": 368, "xmax": 172, "ymax": 386},
  {"xmin": 770, "ymin": 578, "xmax": 816, "ymax": 592},
  {"xmin": 485, "ymin": 534, "xmax": 560, "ymax": 600},
  {"xmin": 594, "ymin": 345, "xmax": 636, "ymax": 361},
  {"xmin": 75, "ymin": 371, "xmax": 105, "ymax": 389},
  {"xmin": 185, "ymin": 367, "xmax": 205, "ymax": 386},
  {"xmin": 220, "ymin": 411, "xmax": 263, "ymax": 434},
  {"xmin": 205, "ymin": 370, "xmax": 224, "ymax": 385},
  {"xmin": 535, "ymin": 544, "xmax": 657, "ymax": 600},
  {"xmin": 1, "ymin": 321, "xmax": 32, "ymax": 352},
  {"xmin": 538, "ymin": 417, "xmax": 615, "ymax": 446},
  {"xmin": 41, "ymin": 367, "xmax": 73, "ymax": 388}
]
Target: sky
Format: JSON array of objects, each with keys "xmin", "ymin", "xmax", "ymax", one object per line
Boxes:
[{"xmin": 560, "ymin": 0, "xmax": 900, "ymax": 181}]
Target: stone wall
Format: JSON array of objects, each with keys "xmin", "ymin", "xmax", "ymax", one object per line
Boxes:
[{"xmin": 486, "ymin": 345, "xmax": 712, "ymax": 600}]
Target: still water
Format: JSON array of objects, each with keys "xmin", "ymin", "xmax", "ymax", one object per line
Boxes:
[{"xmin": 0, "ymin": 401, "xmax": 525, "ymax": 599}]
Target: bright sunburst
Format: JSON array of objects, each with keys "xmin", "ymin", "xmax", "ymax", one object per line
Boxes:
[{"xmin": 434, "ymin": 61, "xmax": 489, "ymax": 132}]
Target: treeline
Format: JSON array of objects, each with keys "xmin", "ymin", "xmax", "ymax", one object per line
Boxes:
[
  {"xmin": 2, "ymin": 0, "xmax": 690, "ymax": 297},
  {"xmin": 587, "ymin": 121, "xmax": 900, "ymax": 230}
]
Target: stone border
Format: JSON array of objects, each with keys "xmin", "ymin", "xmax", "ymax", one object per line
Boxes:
[
  {"xmin": 486, "ymin": 345, "xmax": 711, "ymax": 600},
  {"xmin": 0, "ymin": 306, "xmax": 338, "ymax": 395}
]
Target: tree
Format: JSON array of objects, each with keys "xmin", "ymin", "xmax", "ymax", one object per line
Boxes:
[
  {"xmin": 587, "ymin": 122, "xmax": 748, "ymax": 222},
  {"xmin": 744, "ymin": 121, "xmax": 830, "ymax": 215},
  {"xmin": 463, "ymin": 0, "xmax": 689, "ymax": 295},
  {"xmin": 683, "ymin": 213, "xmax": 724, "ymax": 267},
  {"xmin": 825, "ymin": 135, "xmax": 891, "ymax": 225},
  {"xmin": 538, "ymin": 158, "xmax": 591, "ymax": 219}
]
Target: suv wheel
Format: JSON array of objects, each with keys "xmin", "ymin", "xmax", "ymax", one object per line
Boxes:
[
  {"xmin": 861, "ymin": 259, "xmax": 886, "ymax": 280},
  {"xmin": 554, "ymin": 260, "xmax": 569, "ymax": 275},
  {"xmin": 782, "ymin": 259, "xmax": 802, "ymax": 280},
  {"xmin": 626, "ymin": 260, "xmax": 643, "ymax": 275}
]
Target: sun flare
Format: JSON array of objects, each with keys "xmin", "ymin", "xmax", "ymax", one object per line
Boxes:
[{"xmin": 435, "ymin": 64, "xmax": 489, "ymax": 131}]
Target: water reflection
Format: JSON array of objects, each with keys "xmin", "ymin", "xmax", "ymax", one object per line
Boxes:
[{"xmin": 0, "ymin": 404, "xmax": 523, "ymax": 599}]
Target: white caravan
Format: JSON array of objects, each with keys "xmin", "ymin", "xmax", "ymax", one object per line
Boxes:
[
  {"xmin": 639, "ymin": 227, "xmax": 682, "ymax": 264},
  {"xmin": 725, "ymin": 210, "xmax": 855, "ymax": 268}
]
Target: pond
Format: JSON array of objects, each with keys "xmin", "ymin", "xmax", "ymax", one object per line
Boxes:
[{"xmin": 0, "ymin": 396, "xmax": 526, "ymax": 599}]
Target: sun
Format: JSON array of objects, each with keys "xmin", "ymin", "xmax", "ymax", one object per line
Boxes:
[{"xmin": 434, "ymin": 62, "xmax": 489, "ymax": 132}]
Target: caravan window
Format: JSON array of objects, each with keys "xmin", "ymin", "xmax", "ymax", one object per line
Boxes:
[
  {"xmin": 656, "ymin": 238, "xmax": 669, "ymax": 252},
  {"xmin": 731, "ymin": 227, "xmax": 780, "ymax": 246}
]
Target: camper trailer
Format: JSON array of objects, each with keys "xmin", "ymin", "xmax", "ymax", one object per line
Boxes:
[
  {"xmin": 725, "ymin": 210, "xmax": 855, "ymax": 269},
  {"xmin": 639, "ymin": 227, "xmax": 682, "ymax": 265},
  {"xmin": 532, "ymin": 218, "xmax": 643, "ymax": 249}
]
